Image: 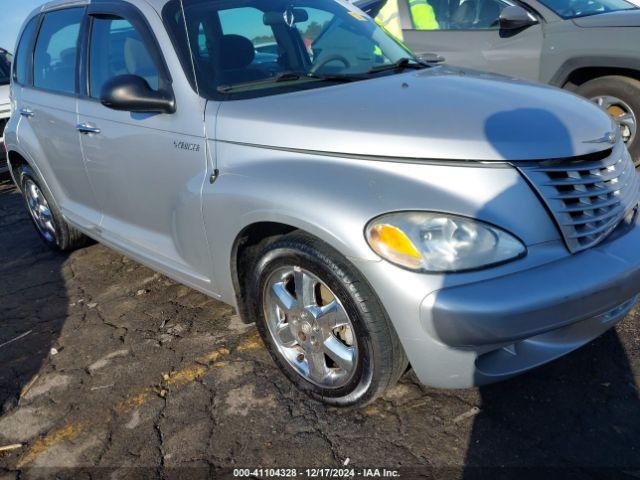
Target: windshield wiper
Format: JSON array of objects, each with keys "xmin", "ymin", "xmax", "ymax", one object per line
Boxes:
[
  {"xmin": 306, "ymin": 72, "xmax": 365, "ymax": 82},
  {"xmin": 217, "ymin": 71, "xmax": 361, "ymax": 93},
  {"xmin": 367, "ymin": 57, "xmax": 428, "ymax": 74},
  {"xmin": 217, "ymin": 71, "xmax": 310, "ymax": 93}
]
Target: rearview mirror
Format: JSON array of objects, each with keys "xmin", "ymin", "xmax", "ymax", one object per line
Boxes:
[
  {"xmin": 263, "ymin": 9, "xmax": 309, "ymax": 26},
  {"xmin": 100, "ymin": 75, "xmax": 176, "ymax": 114},
  {"xmin": 499, "ymin": 5, "xmax": 538, "ymax": 31}
]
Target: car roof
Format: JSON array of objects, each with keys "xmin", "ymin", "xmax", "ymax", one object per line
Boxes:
[
  {"xmin": 37, "ymin": 0, "xmax": 171, "ymax": 14},
  {"xmin": 40, "ymin": 0, "xmax": 90, "ymax": 12},
  {"xmin": 139, "ymin": 0, "xmax": 172, "ymax": 9}
]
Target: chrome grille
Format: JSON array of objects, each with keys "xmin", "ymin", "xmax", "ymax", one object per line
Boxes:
[{"xmin": 518, "ymin": 144, "xmax": 640, "ymax": 253}]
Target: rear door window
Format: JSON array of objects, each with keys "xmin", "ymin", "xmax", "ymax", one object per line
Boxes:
[
  {"xmin": 33, "ymin": 8, "xmax": 84, "ymax": 94},
  {"xmin": 14, "ymin": 16, "xmax": 40, "ymax": 85}
]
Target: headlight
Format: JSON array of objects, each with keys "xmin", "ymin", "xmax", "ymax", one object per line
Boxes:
[{"xmin": 365, "ymin": 212, "xmax": 526, "ymax": 272}]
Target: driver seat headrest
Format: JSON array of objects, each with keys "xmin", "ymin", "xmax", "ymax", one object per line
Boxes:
[{"xmin": 219, "ymin": 34, "xmax": 255, "ymax": 70}]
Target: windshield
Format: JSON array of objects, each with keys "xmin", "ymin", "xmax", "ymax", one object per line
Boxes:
[
  {"xmin": 0, "ymin": 51, "xmax": 11, "ymax": 86},
  {"xmin": 538, "ymin": 0, "xmax": 636, "ymax": 19},
  {"xmin": 163, "ymin": 0, "xmax": 420, "ymax": 98}
]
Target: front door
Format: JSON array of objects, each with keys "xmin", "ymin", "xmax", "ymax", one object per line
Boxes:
[
  {"xmin": 76, "ymin": 1, "xmax": 213, "ymax": 291},
  {"xmin": 393, "ymin": 0, "xmax": 544, "ymax": 81}
]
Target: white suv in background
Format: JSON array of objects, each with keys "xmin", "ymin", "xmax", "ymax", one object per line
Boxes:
[{"xmin": 0, "ymin": 48, "xmax": 12, "ymax": 174}]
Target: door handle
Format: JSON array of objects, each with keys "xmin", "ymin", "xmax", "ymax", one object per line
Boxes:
[
  {"xmin": 76, "ymin": 123, "xmax": 101, "ymax": 135},
  {"xmin": 20, "ymin": 108, "xmax": 35, "ymax": 118}
]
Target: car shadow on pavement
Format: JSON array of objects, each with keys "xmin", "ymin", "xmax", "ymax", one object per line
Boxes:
[
  {"xmin": 463, "ymin": 328, "xmax": 640, "ymax": 477},
  {"xmin": 459, "ymin": 107, "xmax": 640, "ymax": 477},
  {"xmin": 0, "ymin": 176, "xmax": 69, "ymax": 414}
]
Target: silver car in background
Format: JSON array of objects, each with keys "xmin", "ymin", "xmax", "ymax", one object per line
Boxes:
[
  {"xmin": 4, "ymin": 0, "xmax": 640, "ymax": 406},
  {"xmin": 0, "ymin": 48, "xmax": 12, "ymax": 174}
]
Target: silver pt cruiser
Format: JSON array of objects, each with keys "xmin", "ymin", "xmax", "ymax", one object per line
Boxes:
[{"xmin": 5, "ymin": 0, "xmax": 640, "ymax": 406}]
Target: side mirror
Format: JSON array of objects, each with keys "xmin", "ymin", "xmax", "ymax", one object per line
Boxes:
[
  {"xmin": 417, "ymin": 52, "xmax": 446, "ymax": 64},
  {"xmin": 499, "ymin": 5, "xmax": 537, "ymax": 31},
  {"xmin": 100, "ymin": 75, "xmax": 175, "ymax": 114}
]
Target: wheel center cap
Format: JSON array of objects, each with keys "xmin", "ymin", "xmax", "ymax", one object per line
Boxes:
[{"xmin": 297, "ymin": 321, "xmax": 314, "ymax": 343}]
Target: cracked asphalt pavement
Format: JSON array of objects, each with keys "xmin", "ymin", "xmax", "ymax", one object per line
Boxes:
[{"xmin": 1, "ymin": 177, "xmax": 640, "ymax": 479}]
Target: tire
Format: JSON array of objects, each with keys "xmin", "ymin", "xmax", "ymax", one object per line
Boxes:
[
  {"xmin": 245, "ymin": 232, "xmax": 408, "ymax": 407},
  {"xmin": 575, "ymin": 76, "xmax": 640, "ymax": 166},
  {"xmin": 17, "ymin": 164, "xmax": 88, "ymax": 251}
]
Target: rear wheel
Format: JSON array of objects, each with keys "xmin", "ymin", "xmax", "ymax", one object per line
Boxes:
[
  {"xmin": 575, "ymin": 76, "xmax": 640, "ymax": 165},
  {"xmin": 245, "ymin": 232, "xmax": 408, "ymax": 407},
  {"xmin": 17, "ymin": 165, "xmax": 88, "ymax": 251}
]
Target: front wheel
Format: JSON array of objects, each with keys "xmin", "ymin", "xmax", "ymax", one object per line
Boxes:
[
  {"xmin": 575, "ymin": 76, "xmax": 640, "ymax": 165},
  {"xmin": 245, "ymin": 232, "xmax": 408, "ymax": 407}
]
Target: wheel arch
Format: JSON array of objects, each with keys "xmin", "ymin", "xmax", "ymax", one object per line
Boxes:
[
  {"xmin": 228, "ymin": 214, "xmax": 381, "ymax": 324},
  {"xmin": 549, "ymin": 57, "xmax": 640, "ymax": 89},
  {"xmin": 6, "ymin": 143, "xmax": 54, "ymax": 195},
  {"xmin": 230, "ymin": 221, "xmax": 299, "ymax": 324},
  {"xmin": 565, "ymin": 67, "xmax": 640, "ymax": 90},
  {"xmin": 6, "ymin": 148, "xmax": 39, "ymax": 188}
]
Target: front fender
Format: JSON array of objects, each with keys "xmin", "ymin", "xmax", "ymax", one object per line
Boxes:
[{"xmin": 203, "ymin": 141, "xmax": 560, "ymax": 305}]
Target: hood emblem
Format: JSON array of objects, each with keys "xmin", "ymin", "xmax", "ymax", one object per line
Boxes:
[{"xmin": 583, "ymin": 132, "xmax": 617, "ymax": 145}]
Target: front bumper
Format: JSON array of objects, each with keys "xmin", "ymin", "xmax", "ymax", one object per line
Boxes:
[{"xmin": 355, "ymin": 213, "xmax": 640, "ymax": 388}]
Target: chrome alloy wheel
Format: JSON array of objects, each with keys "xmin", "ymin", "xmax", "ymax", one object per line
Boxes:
[
  {"xmin": 24, "ymin": 179, "xmax": 57, "ymax": 243},
  {"xmin": 263, "ymin": 266, "xmax": 358, "ymax": 388},
  {"xmin": 592, "ymin": 94, "xmax": 637, "ymax": 145}
]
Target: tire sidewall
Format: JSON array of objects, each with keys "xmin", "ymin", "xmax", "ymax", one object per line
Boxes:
[
  {"xmin": 17, "ymin": 165, "xmax": 66, "ymax": 250},
  {"xmin": 249, "ymin": 241, "xmax": 379, "ymax": 406},
  {"xmin": 576, "ymin": 77, "xmax": 640, "ymax": 164}
]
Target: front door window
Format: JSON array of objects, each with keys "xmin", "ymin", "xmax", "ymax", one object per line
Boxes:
[{"xmin": 89, "ymin": 17, "xmax": 161, "ymax": 98}]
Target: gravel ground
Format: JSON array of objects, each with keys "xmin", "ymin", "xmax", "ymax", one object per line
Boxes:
[{"xmin": 1, "ymin": 177, "xmax": 640, "ymax": 479}]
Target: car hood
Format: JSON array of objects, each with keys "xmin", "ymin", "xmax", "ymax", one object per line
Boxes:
[
  {"xmin": 216, "ymin": 67, "xmax": 615, "ymax": 162},
  {"xmin": 572, "ymin": 9, "xmax": 640, "ymax": 27}
]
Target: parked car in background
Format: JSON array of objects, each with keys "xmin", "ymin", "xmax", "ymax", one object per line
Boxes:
[
  {"xmin": 5, "ymin": 0, "xmax": 640, "ymax": 407},
  {"xmin": 361, "ymin": 0, "xmax": 640, "ymax": 164},
  {"xmin": 0, "ymin": 48, "xmax": 12, "ymax": 174}
]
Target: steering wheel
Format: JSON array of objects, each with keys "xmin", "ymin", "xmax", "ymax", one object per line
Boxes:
[{"xmin": 309, "ymin": 54, "xmax": 351, "ymax": 75}]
